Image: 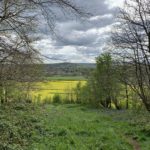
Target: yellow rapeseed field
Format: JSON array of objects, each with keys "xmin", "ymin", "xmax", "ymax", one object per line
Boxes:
[{"xmin": 30, "ymin": 80, "xmax": 86, "ymax": 102}]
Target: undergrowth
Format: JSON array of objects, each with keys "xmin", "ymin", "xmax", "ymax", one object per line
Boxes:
[{"xmin": 0, "ymin": 101, "xmax": 149, "ymax": 150}]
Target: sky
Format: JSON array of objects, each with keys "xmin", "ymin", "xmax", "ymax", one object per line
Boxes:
[{"xmin": 33, "ymin": 0, "xmax": 124, "ymax": 64}]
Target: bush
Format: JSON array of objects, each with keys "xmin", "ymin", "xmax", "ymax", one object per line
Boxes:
[
  {"xmin": 53, "ymin": 94, "xmax": 62, "ymax": 104},
  {"xmin": 43, "ymin": 97, "xmax": 52, "ymax": 104}
]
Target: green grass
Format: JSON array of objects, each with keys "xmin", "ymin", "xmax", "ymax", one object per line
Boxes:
[
  {"xmin": 0, "ymin": 102, "xmax": 150, "ymax": 150},
  {"xmin": 46, "ymin": 76, "xmax": 86, "ymax": 81}
]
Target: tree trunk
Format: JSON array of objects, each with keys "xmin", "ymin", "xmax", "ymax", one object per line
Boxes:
[
  {"xmin": 142, "ymin": 98, "xmax": 150, "ymax": 112},
  {"xmin": 113, "ymin": 98, "xmax": 121, "ymax": 110},
  {"xmin": 105, "ymin": 96, "xmax": 111, "ymax": 108},
  {"xmin": 125, "ymin": 84, "xmax": 129, "ymax": 109}
]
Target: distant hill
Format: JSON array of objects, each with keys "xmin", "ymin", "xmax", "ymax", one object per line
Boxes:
[{"xmin": 42, "ymin": 63, "xmax": 96, "ymax": 77}]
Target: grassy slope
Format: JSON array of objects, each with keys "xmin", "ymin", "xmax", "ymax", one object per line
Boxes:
[{"xmin": 0, "ymin": 102, "xmax": 150, "ymax": 150}]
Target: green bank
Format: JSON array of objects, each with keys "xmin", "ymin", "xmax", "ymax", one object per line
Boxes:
[{"xmin": 0, "ymin": 102, "xmax": 149, "ymax": 150}]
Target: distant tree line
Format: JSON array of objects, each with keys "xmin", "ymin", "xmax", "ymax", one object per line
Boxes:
[{"xmin": 42, "ymin": 63, "xmax": 95, "ymax": 77}]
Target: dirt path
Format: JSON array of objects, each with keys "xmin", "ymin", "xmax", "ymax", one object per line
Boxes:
[{"xmin": 129, "ymin": 138, "xmax": 141, "ymax": 150}]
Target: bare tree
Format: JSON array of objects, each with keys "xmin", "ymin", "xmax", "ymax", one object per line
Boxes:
[
  {"xmin": 0, "ymin": 0, "xmax": 87, "ymax": 103},
  {"xmin": 0, "ymin": 0, "xmax": 86, "ymax": 63},
  {"xmin": 112, "ymin": 0, "xmax": 150, "ymax": 111}
]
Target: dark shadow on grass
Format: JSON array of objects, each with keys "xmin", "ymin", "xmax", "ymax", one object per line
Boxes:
[
  {"xmin": 76, "ymin": 131, "xmax": 91, "ymax": 137},
  {"xmin": 65, "ymin": 104, "xmax": 81, "ymax": 109}
]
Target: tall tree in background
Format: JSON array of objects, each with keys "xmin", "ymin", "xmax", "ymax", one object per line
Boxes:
[
  {"xmin": 94, "ymin": 53, "xmax": 121, "ymax": 109},
  {"xmin": 112, "ymin": 0, "xmax": 150, "ymax": 111},
  {"xmin": 78, "ymin": 53, "xmax": 121, "ymax": 109}
]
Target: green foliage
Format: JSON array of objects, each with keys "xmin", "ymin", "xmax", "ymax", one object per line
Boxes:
[
  {"xmin": 94, "ymin": 53, "xmax": 121, "ymax": 108},
  {"xmin": 0, "ymin": 102, "xmax": 150, "ymax": 149},
  {"xmin": 74, "ymin": 82, "xmax": 82, "ymax": 103},
  {"xmin": 73, "ymin": 80, "xmax": 93, "ymax": 107},
  {"xmin": 53, "ymin": 94, "xmax": 62, "ymax": 104},
  {"xmin": 43, "ymin": 97, "xmax": 52, "ymax": 104},
  {"xmin": 76, "ymin": 53, "xmax": 122, "ymax": 109},
  {"xmin": 0, "ymin": 101, "xmax": 40, "ymax": 149}
]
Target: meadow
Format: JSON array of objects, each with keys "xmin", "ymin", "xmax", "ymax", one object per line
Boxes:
[
  {"xmin": 0, "ymin": 102, "xmax": 149, "ymax": 150},
  {"xmin": 30, "ymin": 76, "xmax": 86, "ymax": 102},
  {"xmin": 0, "ymin": 76, "xmax": 150, "ymax": 150}
]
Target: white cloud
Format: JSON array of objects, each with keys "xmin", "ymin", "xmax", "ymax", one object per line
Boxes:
[
  {"xmin": 105, "ymin": 0, "xmax": 124, "ymax": 8},
  {"xmin": 33, "ymin": 0, "xmax": 122, "ymax": 63},
  {"xmin": 89, "ymin": 14, "xmax": 113, "ymax": 21}
]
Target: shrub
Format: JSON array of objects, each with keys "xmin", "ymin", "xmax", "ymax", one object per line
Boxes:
[
  {"xmin": 53, "ymin": 94, "xmax": 62, "ymax": 104},
  {"xmin": 43, "ymin": 97, "xmax": 52, "ymax": 104}
]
